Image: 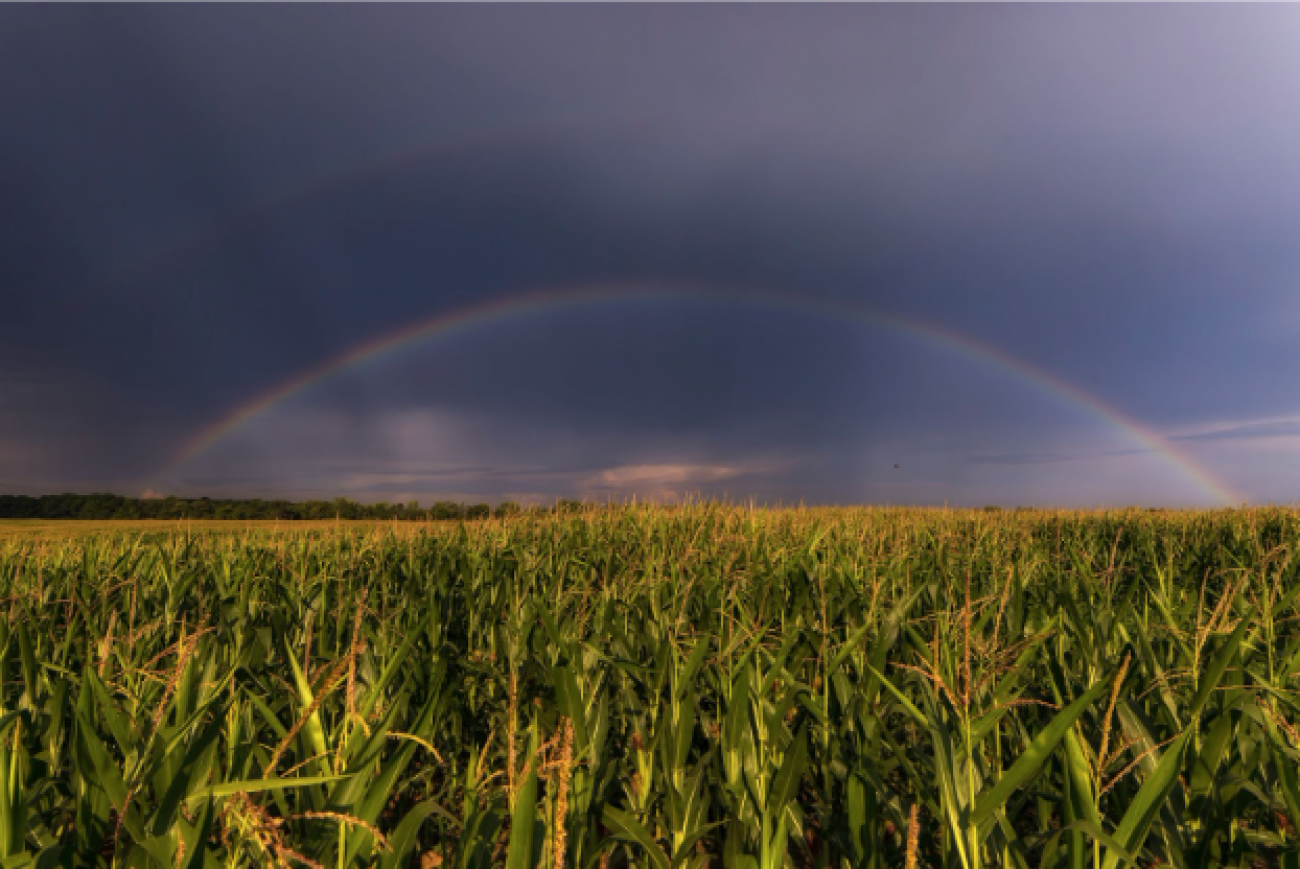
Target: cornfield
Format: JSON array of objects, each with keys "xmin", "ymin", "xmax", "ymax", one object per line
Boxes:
[{"xmin": 1, "ymin": 504, "xmax": 1299, "ymax": 868}]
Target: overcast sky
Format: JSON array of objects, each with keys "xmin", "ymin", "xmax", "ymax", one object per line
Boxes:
[{"xmin": 2, "ymin": 4, "xmax": 1298, "ymax": 507}]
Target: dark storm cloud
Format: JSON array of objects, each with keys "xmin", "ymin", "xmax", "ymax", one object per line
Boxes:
[{"xmin": 2, "ymin": 4, "xmax": 1299, "ymax": 503}]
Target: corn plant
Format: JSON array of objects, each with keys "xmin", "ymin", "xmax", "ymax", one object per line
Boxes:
[{"xmin": 0, "ymin": 505, "xmax": 1297, "ymax": 867}]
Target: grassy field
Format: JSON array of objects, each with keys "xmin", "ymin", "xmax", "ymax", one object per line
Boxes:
[{"xmin": 1, "ymin": 505, "xmax": 1298, "ymax": 867}]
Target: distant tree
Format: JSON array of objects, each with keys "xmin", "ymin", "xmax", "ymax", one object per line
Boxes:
[
  {"xmin": 430, "ymin": 501, "xmax": 464, "ymax": 521},
  {"xmin": 0, "ymin": 492, "xmax": 505, "ymax": 522},
  {"xmin": 494, "ymin": 501, "xmax": 521, "ymax": 519},
  {"xmin": 331, "ymin": 497, "xmax": 363, "ymax": 520}
]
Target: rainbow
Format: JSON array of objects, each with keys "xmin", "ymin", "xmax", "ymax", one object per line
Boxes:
[{"xmin": 161, "ymin": 282, "xmax": 1242, "ymax": 505}]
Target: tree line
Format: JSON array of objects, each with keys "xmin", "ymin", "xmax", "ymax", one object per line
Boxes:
[{"xmin": 0, "ymin": 493, "xmax": 579, "ymax": 521}]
